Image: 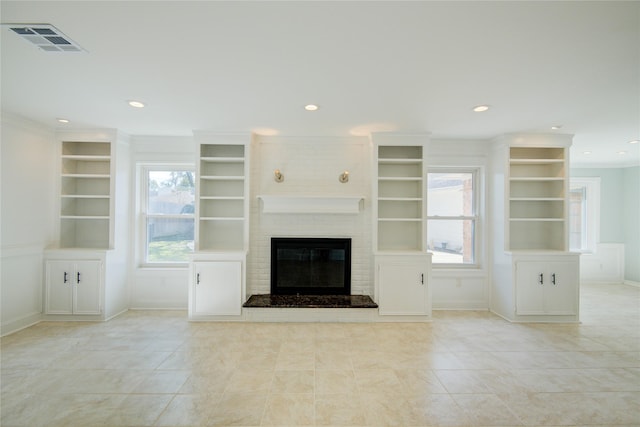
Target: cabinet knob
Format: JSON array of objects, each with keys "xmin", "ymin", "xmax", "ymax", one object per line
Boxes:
[
  {"xmin": 551, "ymin": 273, "xmax": 556, "ymax": 285},
  {"xmin": 63, "ymin": 272, "xmax": 68, "ymax": 284},
  {"xmin": 421, "ymin": 273, "xmax": 424, "ymax": 285},
  {"xmin": 196, "ymin": 273, "xmax": 200, "ymax": 285},
  {"xmin": 77, "ymin": 272, "xmax": 81, "ymax": 284},
  {"xmin": 538, "ymin": 273, "xmax": 544, "ymax": 285}
]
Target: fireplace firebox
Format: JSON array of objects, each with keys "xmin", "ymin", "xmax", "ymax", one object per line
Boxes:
[{"xmin": 271, "ymin": 237, "xmax": 351, "ymax": 295}]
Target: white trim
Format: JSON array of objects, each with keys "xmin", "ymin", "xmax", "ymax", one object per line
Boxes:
[
  {"xmin": 624, "ymin": 280, "xmax": 640, "ymax": 288},
  {"xmin": 258, "ymin": 195, "xmax": 363, "ymax": 214},
  {"xmin": 1, "ymin": 312, "xmax": 42, "ymax": 337},
  {"xmin": 570, "ymin": 177, "xmax": 600, "ymax": 253}
]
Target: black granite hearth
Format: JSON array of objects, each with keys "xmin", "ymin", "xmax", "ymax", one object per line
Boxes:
[{"xmin": 243, "ymin": 294, "xmax": 378, "ymax": 308}]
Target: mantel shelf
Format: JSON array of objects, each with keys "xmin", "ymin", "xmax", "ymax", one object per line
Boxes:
[{"xmin": 258, "ymin": 195, "xmax": 364, "ymax": 214}]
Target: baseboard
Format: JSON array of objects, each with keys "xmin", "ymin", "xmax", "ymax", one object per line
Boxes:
[
  {"xmin": 1, "ymin": 311, "xmax": 42, "ymax": 337},
  {"xmin": 105, "ymin": 308, "xmax": 129, "ymax": 321},
  {"xmin": 624, "ymin": 280, "xmax": 640, "ymax": 288},
  {"xmin": 432, "ymin": 301, "xmax": 489, "ymax": 310}
]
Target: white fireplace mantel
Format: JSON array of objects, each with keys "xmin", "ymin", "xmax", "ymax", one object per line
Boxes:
[{"xmin": 258, "ymin": 195, "xmax": 364, "ymax": 214}]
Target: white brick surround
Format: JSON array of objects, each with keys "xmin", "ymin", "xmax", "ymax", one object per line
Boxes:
[{"xmin": 247, "ymin": 136, "xmax": 373, "ymax": 297}]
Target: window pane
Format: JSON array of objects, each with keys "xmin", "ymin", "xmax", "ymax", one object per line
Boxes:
[
  {"xmin": 428, "ymin": 219, "xmax": 475, "ymax": 264},
  {"xmin": 146, "ymin": 217, "xmax": 194, "ymax": 263},
  {"xmin": 427, "ymin": 173, "xmax": 474, "ymax": 216},
  {"xmin": 148, "ymin": 171, "xmax": 195, "ymax": 215}
]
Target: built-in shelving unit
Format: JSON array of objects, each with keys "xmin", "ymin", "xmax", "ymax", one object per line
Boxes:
[
  {"xmin": 371, "ymin": 133, "xmax": 431, "ymax": 319},
  {"xmin": 508, "ymin": 146, "xmax": 566, "ymax": 251},
  {"xmin": 376, "ymin": 145, "xmax": 425, "ymax": 251},
  {"xmin": 45, "ymin": 130, "xmax": 130, "ymax": 322},
  {"xmin": 490, "ymin": 134, "xmax": 579, "ymax": 323},
  {"xmin": 197, "ymin": 143, "xmax": 246, "ymax": 251},
  {"xmin": 190, "ymin": 133, "xmax": 249, "ymax": 319},
  {"xmin": 59, "ymin": 141, "xmax": 112, "ymax": 249}
]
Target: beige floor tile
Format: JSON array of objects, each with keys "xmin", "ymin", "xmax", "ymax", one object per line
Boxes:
[
  {"xmin": 1, "ymin": 282, "xmax": 638, "ymax": 427},
  {"xmin": 359, "ymin": 392, "xmax": 415, "ymax": 426},
  {"xmin": 208, "ymin": 391, "xmax": 266, "ymax": 426},
  {"xmin": 178, "ymin": 369, "xmax": 234, "ymax": 394},
  {"xmin": 315, "ymin": 349, "xmax": 353, "ymax": 370},
  {"xmin": 261, "ymin": 393, "xmax": 315, "ymax": 426},
  {"xmin": 433, "ymin": 369, "xmax": 493, "ymax": 394},
  {"xmin": 408, "ymin": 393, "xmax": 475, "ymax": 426},
  {"xmin": 315, "ymin": 394, "xmax": 367, "ymax": 426},
  {"xmin": 394, "ymin": 369, "xmax": 448, "ymax": 395},
  {"xmin": 451, "ymin": 393, "xmax": 523, "ymax": 426},
  {"xmin": 110, "ymin": 394, "xmax": 174, "ymax": 426},
  {"xmin": 271, "ymin": 370, "xmax": 315, "ymax": 394},
  {"xmin": 315, "ymin": 369, "xmax": 359, "ymax": 395},
  {"xmin": 276, "ymin": 350, "xmax": 315, "ymax": 370},
  {"xmin": 154, "ymin": 393, "xmax": 220, "ymax": 427},
  {"xmin": 354, "ymin": 368, "xmax": 404, "ymax": 394},
  {"xmin": 224, "ymin": 369, "xmax": 274, "ymax": 393},
  {"xmin": 134, "ymin": 370, "xmax": 191, "ymax": 394}
]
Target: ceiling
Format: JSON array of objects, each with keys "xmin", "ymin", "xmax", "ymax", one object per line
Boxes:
[{"xmin": 1, "ymin": 1, "xmax": 639, "ymax": 167}]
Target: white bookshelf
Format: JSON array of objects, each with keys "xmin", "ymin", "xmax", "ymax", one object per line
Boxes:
[
  {"xmin": 59, "ymin": 140, "xmax": 112, "ymax": 249},
  {"xmin": 45, "ymin": 130, "xmax": 130, "ymax": 322},
  {"xmin": 376, "ymin": 145, "xmax": 425, "ymax": 251},
  {"xmin": 371, "ymin": 134, "xmax": 431, "ymax": 318},
  {"xmin": 197, "ymin": 143, "xmax": 247, "ymax": 251},
  {"xmin": 490, "ymin": 134, "xmax": 579, "ymax": 322},
  {"xmin": 191, "ymin": 134, "xmax": 250, "ymax": 319},
  {"xmin": 508, "ymin": 146, "xmax": 567, "ymax": 251}
]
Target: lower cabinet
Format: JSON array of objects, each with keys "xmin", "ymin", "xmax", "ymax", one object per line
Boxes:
[
  {"xmin": 189, "ymin": 253, "xmax": 245, "ymax": 318},
  {"xmin": 44, "ymin": 249, "xmax": 128, "ymax": 321},
  {"xmin": 515, "ymin": 260, "xmax": 578, "ymax": 315},
  {"xmin": 45, "ymin": 259, "xmax": 102, "ymax": 315},
  {"xmin": 490, "ymin": 252, "xmax": 579, "ymax": 322},
  {"xmin": 376, "ymin": 254, "xmax": 431, "ymax": 316}
]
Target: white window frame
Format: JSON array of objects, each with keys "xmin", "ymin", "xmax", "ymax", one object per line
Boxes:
[
  {"xmin": 138, "ymin": 164, "xmax": 195, "ymax": 268},
  {"xmin": 427, "ymin": 168, "xmax": 480, "ymax": 268},
  {"xmin": 569, "ymin": 177, "xmax": 600, "ymax": 253}
]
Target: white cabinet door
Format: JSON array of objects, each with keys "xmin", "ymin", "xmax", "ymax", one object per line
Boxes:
[
  {"xmin": 378, "ymin": 257, "xmax": 429, "ymax": 315},
  {"xmin": 45, "ymin": 261, "xmax": 74, "ymax": 314},
  {"xmin": 73, "ymin": 260, "xmax": 102, "ymax": 315},
  {"xmin": 544, "ymin": 262, "xmax": 578, "ymax": 315},
  {"xmin": 516, "ymin": 261, "xmax": 578, "ymax": 315},
  {"xmin": 45, "ymin": 260, "xmax": 102, "ymax": 315},
  {"xmin": 193, "ymin": 261, "xmax": 242, "ymax": 316}
]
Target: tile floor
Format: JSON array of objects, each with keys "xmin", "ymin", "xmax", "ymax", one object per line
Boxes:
[{"xmin": 1, "ymin": 282, "xmax": 639, "ymax": 426}]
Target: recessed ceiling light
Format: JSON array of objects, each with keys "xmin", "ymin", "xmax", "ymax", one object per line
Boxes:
[
  {"xmin": 128, "ymin": 100, "xmax": 145, "ymax": 108},
  {"xmin": 472, "ymin": 105, "xmax": 490, "ymax": 112},
  {"xmin": 551, "ymin": 125, "xmax": 562, "ymax": 130},
  {"xmin": 304, "ymin": 104, "xmax": 319, "ymax": 111},
  {"xmin": 618, "ymin": 151, "xmax": 627, "ymax": 155},
  {"xmin": 57, "ymin": 118, "xmax": 69, "ymax": 123},
  {"xmin": 629, "ymin": 139, "xmax": 640, "ymax": 144},
  {"xmin": 583, "ymin": 151, "xmax": 592, "ymax": 155}
]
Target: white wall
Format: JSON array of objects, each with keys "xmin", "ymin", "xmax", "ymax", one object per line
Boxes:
[
  {"xmin": 1, "ymin": 113, "xmax": 55, "ymax": 335},
  {"xmin": 248, "ymin": 136, "xmax": 372, "ymax": 296},
  {"xmin": 128, "ymin": 136, "xmax": 195, "ymax": 309}
]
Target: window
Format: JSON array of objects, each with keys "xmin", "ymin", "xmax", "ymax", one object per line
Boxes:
[
  {"xmin": 427, "ymin": 170, "xmax": 478, "ymax": 265},
  {"xmin": 569, "ymin": 177, "xmax": 600, "ymax": 253},
  {"xmin": 141, "ymin": 167, "xmax": 195, "ymax": 264}
]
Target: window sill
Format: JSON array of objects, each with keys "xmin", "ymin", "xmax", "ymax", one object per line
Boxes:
[{"xmin": 138, "ymin": 263, "xmax": 189, "ymax": 270}]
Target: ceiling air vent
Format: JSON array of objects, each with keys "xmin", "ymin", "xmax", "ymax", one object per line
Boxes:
[{"xmin": 3, "ymin": 23, "xmax": 85, "ymax": 53}]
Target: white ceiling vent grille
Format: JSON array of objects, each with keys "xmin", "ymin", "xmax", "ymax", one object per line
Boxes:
[{"xmin": 3, "ymin": 24, "xmax": 85, "ymax": 53}]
